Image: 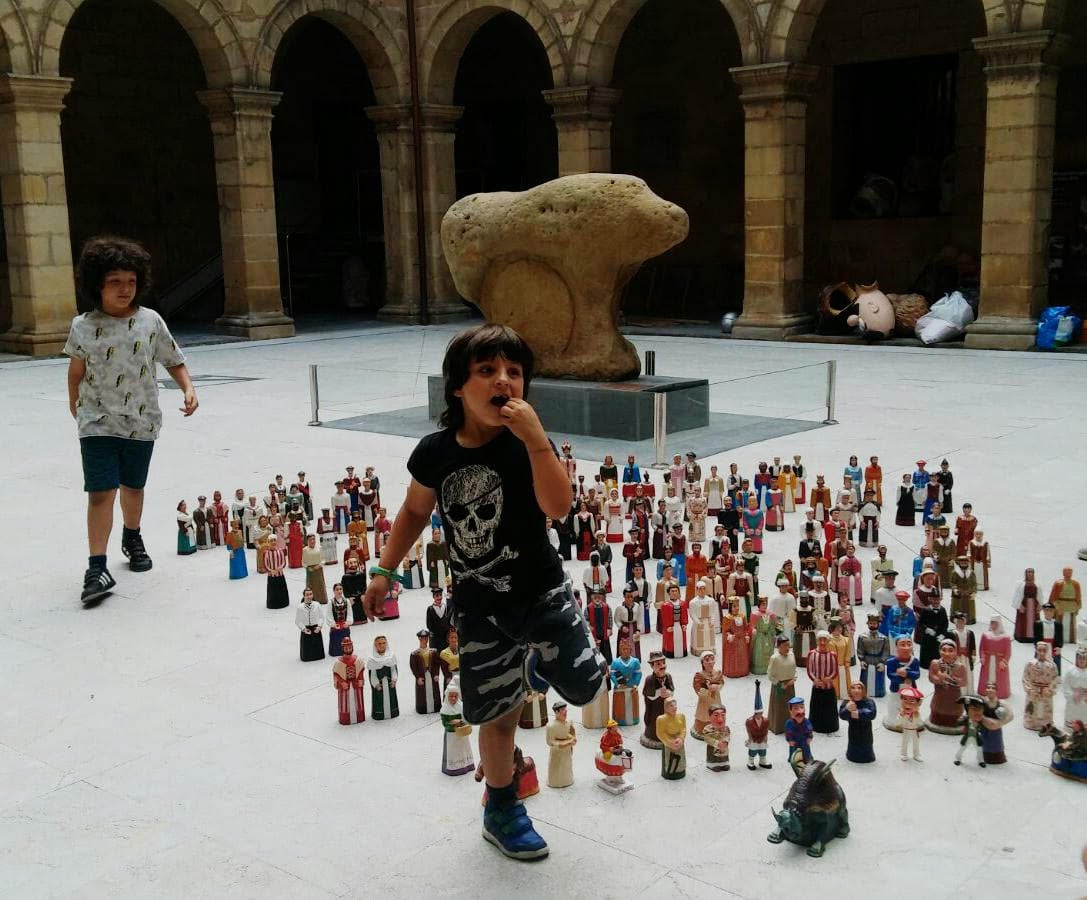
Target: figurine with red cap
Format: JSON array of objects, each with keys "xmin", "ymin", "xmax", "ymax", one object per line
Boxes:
[{"xmin": 895, "ymin": 686, "xmax": 926, "ymax": 761}]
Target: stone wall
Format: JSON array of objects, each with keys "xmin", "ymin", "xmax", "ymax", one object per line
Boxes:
[{"xmin": 0, "ymin": 0, "xmax": 1078, "ymax": 353}]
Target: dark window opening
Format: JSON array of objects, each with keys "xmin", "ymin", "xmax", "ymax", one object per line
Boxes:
[{"xmin": 832, "ymin": 54, "xmax": 958, "ymax": 219}]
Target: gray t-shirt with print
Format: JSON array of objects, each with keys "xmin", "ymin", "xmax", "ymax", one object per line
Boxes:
[{"xmin": 63, "ymin": 307, "xmax": 186, "ymax": 441}]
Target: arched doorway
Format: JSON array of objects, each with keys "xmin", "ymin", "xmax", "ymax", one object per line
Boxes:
[
  {"xmin": 609, "ymin": 0, "xmax": 744, "ymax": 322},
  {"xmin": 453, "ymin": 12, "xmax": 558, "ymax": 197},
  {"xmin": 271, "ymin": 17, "xmax": 384, "ymax": 316},
  {"xmin": 803, "ymin": 0, "xmax": 987, "ymax": 305},
  {"xmin": 1051, "ymin": 11, "xmax": 1087, "ymax": 315},
  {"xmin": 59, "ymin": 0, "xmax": 222, "ymax": 320}
]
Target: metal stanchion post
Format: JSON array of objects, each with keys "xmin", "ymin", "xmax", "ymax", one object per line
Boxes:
[
  {"xmin": 308, "ymin": 364, "xmax": 321, "ymax": 426},
  {"xmin": 653, "ymin": 392, "xmax": 667, "ymax": 466},
  {"xmin": 824, "ymin": 360, "xmax": 839, "ymax": 425},
  {"xmin": 644, "ymin": 350, "xmax": 656, "ymax": 376}
]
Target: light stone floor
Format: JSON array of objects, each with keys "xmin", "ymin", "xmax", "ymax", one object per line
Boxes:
[{"xmin": 2, "ymin": 324, "xmax": 1087, "ymax": 900}]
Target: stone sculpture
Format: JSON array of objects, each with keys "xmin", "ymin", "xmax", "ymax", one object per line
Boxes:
[{"xmin": 441, "ymin": 174, "xmax": 689, "ymax": 381}]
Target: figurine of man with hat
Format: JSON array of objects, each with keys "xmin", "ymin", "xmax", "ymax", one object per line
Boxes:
[{"xmin": 745, "ymin": 681, "xmax": 772, "ymax": 770}]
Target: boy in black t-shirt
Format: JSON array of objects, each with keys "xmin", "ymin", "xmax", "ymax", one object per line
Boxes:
[{"xmin": 363, "ymin": 324, "xmax": 604, "ymax": 861}]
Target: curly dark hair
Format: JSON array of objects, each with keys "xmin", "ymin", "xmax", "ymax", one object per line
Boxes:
[
  {"xmin": 438, "ymin": 323, "xmax": 535, "ymax": 430},
  {"xmin": 75, "ymin": 236, "xmax": 153, "ymax": 311}
]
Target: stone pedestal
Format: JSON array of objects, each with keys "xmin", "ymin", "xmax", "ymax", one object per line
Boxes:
[
  {"xmin": 543, "ymin": 86, "xmax": 621, "ymax": 176},
  {"xmin": 729, "ymin": 63, "xmax": 818, "ymax": 341},
  {"xmin": 428, "ymin": 374, "xmax": 709, "ymax": 441},
  {"xmin": 0, "ymin": 75, "xmax": 77, "ymax": 356},
  {"xmin": 966, "ymin": 31, "xmax": 1067, "ymax": 351},
  {"xmin": 198, "ymin": 88, "xmax": 294, "ymax": 340},
  {"xmin": 371, "ymin": 104, "xmax": 470, "ymax": 324}
]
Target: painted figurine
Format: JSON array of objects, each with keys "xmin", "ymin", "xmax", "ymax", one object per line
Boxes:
[
  {"xmin": 545, "ymin": 701, "xmax": 576, "ymax": 788},
  {"xmin": 176, "ymin": 501, "xmax": 197, "ymax": 555},
  {"xmin": 263, "ymin": 534, "xmax": 289, "ymax": 610},
  {"xmin": 410, "ymin": 629, "xmax": 441, "ymax": 715},
  {"xmin": 857, "ymin": 613, "xmax": 889, "ymax": 698},
  {"xmin": 332, "ymin": 636, "xmax": 365, "ymax": 725},
  {"xmin": 660, "ymin": 584, "xmax": 688, "ymax": 659},
  {"xmin": 301, "ymin": 534, "xmax": 327, "ymax": 603},
  {"xmin": 750, "ymin": 597, "xmax": 778, "ymax": 675},
  {"xmin": 296, "ymin": 588, "xmax": 325, "ymax": 662},
  {"xmin": 981, "ymin": 683, "xmax": 1013, "ymax": 764},
  {"xmin": 978, "ymin": 616, "xmax": 1012, "ymax": 698},
  {"xmin": 767, "ymin": 758, "xmax": 850, "ymax": 858},
  {"xmin": 1064, "ymin": 645, "xmax": 1087, "ymax": 727},
  {"xmin": 1022, "ymin": 641, "xmax": 1060, "ymax": 731},
  {"xmin": 895, "ymin": 686, "xmax": 925, "ymax": 761},
  {"xmin": 439, "ymin": 627, "xmax": 460, "ymax": 689},
  {"xmin": 954, "ymin": 695, "xmax": 988, "ymax": 768},
  {"xmin": 440, "ymin": 678, "xmax": 475, "ymax": 776},
  {"xmin": 1011, "ymin": 567, "xmax": 1042, "ymax": 643},
  {"xmin": 426, "ymin": 528, "xmax": 450, "ymax": 590},
  {"xmin": 1049, "ymin": 567, "xmax": 1082, "ymax": 644},
  {"xmin": 367, "ymin": 635, "xmax": 399, "ymax": 720},
  {"xmin": 806, "ymin": 631, "xmax": 839, "ymax": 734},
  {"xmin": 326, "ymin": 586, "xmax": 351, "ymax": 656},
  {"xmin": 969, "ymin": 529, "xmax": 991, "ymax": 591},
  {"xmin": 688, "ymin": 581, "xmax": 719, "ymax": 656},
  {"xmin": 838, "ymin": 681, "xmax": 876, "ymax": 763},
  {"xmin": 926, "ymin": 638, "xmax": 968, "ymax": 734},
  {"xmin": 316, "ymin": 508, "xmax": 338, "ymax": 565},
  {"xmin": 609, "ymin": 639, "xmax": 642, "ymax": 726},
  {"xmin": 703, "ymin": 704, "xmax": 731, "ymax": 772},
  {"xmin": 1038, "ymin": 720, "xmax": 1087, "ymax": 783},
  {"xmin": 595, "ymin": 720, "xmax": 634, "ymax": 794},
  {"xmin": 745, "ymin": 681, "xmax": 773, "ymax": 770},
  {"xmin": 950, "ymin": 610, "xmax": 976, "ymax": 684},
  {"xmin": 1035, "ymin": 602, "xmax": 1065, "ymax": 673},
  {"xmin": 658, "ymin": 696, "xmax": 687, "ymax": 780},
  {"xmin": 827, "ymin": 618, "xmax": 853, "ymax": 698},
  {"xmin": 691, "ymin": 650, "xmax": 724, "ymax": 739},
  {"xmin": 915, "ymin": 592, "xmax": 951, "ymax": 669},
  {"xmin": 784, "ymin": 696, "xmax": 814, "ymax": 769},
  {"xmin": 721, "ymin": 597, "xmax": 750, "ymax": 678},
  {"xmin": 768, "ymin": 636, "xmax": 797, "ymax": 735},
  {"xmin": 641, "ymin": 651, "xmax": 674, "ymax": 749}
]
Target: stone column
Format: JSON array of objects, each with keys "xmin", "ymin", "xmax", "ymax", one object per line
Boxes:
[
  {"xmin": 198, "ymin": 88, "xmax": 294, "ymax": 339},
  {"xmin": 728, "ymin": 63, "xmax": 818, "ymax": 341},
  {"xmin": 366, "ymin": 104, "xmax": 419, "ymax": 318},
  {"xmin": 0, "ymin": 75, "xmax": 76, "ymax": 356},
  {"xmin": 369, "ymin": 104, "xmax": 468, "ymax": 323},
  {"xmin": 966, "ymin": 31, "xmax": 1067, "ymax": 350},
  {"xmin": 542, "ymin": 86, "xmax": 622, "ymax": 176}
]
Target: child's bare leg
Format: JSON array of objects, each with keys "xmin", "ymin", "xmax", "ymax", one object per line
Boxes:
[
  {"xmin": 118, "ymin": 486, "xmax": 144, "ymax": 530},
  {"xmin": 87, "ymin": 489, "xmax": 117, "ymax": 556},
  {"xmin": 479, "ymin": 704, "xmax": 522, "ymax": 788}
]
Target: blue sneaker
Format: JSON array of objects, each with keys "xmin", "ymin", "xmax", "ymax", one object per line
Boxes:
[
  {"xmin": 524, "ymin": 650, "xmax": 551, "ymax": 694},
  {"xmin": 482, "ymin": 801, "xmax": 549, "ymax": 860}
]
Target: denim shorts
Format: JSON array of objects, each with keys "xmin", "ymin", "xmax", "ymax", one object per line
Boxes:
[{"xmin": 80, "ymin": 436, "xmax": 155, "ymax": 492}]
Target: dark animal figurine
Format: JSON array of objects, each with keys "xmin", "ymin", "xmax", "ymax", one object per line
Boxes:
[
  {"xmin": 1039, "ymin": 721, "xmax": 1087, "ymax": 783},
  {"xmin": 767, "ymin": 758, "xmax": 849, "ymax": 858}
]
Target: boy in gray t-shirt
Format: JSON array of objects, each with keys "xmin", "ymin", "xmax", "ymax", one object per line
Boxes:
[{"xmin": 64, "ymin": 237, "xmax": 198, "ymax": 606}]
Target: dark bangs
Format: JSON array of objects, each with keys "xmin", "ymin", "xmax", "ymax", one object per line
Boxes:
[{"xmin": 438, "ymin": 323, "xmax": 535, "ymax": 430}]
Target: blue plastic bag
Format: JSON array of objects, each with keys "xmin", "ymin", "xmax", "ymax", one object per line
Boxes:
[{"xmin": 1037, "ymin": 306, "xmax": 1082, "ymax": 349}]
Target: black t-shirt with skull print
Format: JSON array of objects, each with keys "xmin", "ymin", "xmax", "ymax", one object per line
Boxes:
[{"xmin": 408, "ymin": 427, "xmax": 565, "ymax": 615}]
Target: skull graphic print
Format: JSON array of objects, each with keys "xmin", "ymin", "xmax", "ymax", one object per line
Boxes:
[{"xmin": 441, "ymin": 464, "xmax": 519, "ymax": 589}]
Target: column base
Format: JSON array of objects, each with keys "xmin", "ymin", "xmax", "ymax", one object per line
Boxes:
[
  {"xmin": 215, "ymin": 313, "xmax": 295, "ymax": 340},
  {"xmin": 377, "ymin": 298, "xmax": 475, "ymax": 325},
  {"xmin": 0, "ymin": 327, "xmax": 70, "ymax": 356},
  {"xmin": 963, "ymin": 316, "xmax": 1037, "ymax": 351},
  {"xmin": 731, "ymin": 313, "xmax": 815, "ymax": 341}
]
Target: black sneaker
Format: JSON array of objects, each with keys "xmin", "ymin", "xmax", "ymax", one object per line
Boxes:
[
  {"xmin": 121, "ymin": 532, "xmax": 153, "ymax": 572},
  {"xmin": 82, "ymin": 566, "xmax": 116, "ymax": 607}
]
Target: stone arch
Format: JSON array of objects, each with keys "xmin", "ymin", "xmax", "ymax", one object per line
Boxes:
[
  {"xmin": 0, "ymin": 1, "xmax": 34, "ymax": 73},
  {"xmin": 38, "ymin": 0, "xmax": 245, "ymax": 87},
  {"xmin": 420, "ymin": 0, "xmax": 566, "ymax": 103},
  {"xmin": 254, "ymin": 0, "xmax": 404, "ymax": 104},
  {"xmin": 769, "ymin": 0, "xmax": 997, "ymax": 63},
  {"xmin": 573, "ymin": 0, "xmax": 758, "ymax": 86}
]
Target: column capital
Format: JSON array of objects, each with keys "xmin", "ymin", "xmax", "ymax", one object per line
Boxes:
[
  {"xmin": 728, "ymin": 62, "xmax": 819, "ymax": 104},
  {"xmin": 365, "ymin": 104, "xmax": 412, "ymax": 132},
  {"xmin": 542, "ymin": 86, "xmax": 623, "ymax": 121},
  {"xmin": 0, "ymin": 74, "xmax": 73, "ymax": 111},
  {"xmin": 419, "ymin": 104, "xmax": 463, "ymax": 132},
  {"xmin": 197, "ymin": 88, "xmax": 282, "ymax": 121},
  {"xmin": 972, "ymin": 30, "xmax": 1070, "ymax": 80}
]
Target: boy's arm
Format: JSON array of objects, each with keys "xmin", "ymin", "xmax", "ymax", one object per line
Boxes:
[
  {"xmin": 67, "ymin": 357, "xmax": 86, "ymax": 418},
  {"xmin": 166, "ymin": 363, "xmax": 199, "ymax": 416},
  {"xmin": 498, "ymin": 399, "xmax": 573, "ymax": 519}
]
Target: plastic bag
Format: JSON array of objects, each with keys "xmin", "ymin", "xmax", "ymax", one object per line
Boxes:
[
  {"xmin": 927, "ymin": 291, "xmax": 975, "ymax": 328},
  {"xmin": 914, "ymin": 313, "xmax": 965, "ymax": 345},
  {"xmin": 1037, "ymin": 306, "xmax": 1082, "ymax": 349}
]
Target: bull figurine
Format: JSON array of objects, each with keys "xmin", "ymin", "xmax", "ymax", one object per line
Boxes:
[{"xmin": 767, "ymin": 758, "xmax": 849, "ymax": 858}]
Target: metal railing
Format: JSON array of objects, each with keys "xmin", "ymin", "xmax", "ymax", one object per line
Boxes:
[{"xmin": 307, "ymin": 349, "xmax": 839, "ymax": 453}]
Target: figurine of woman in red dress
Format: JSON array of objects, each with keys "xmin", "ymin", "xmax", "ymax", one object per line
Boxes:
[{"xmin": 721, "ymin": 596, "xmax": 751, "ymax": 678}]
